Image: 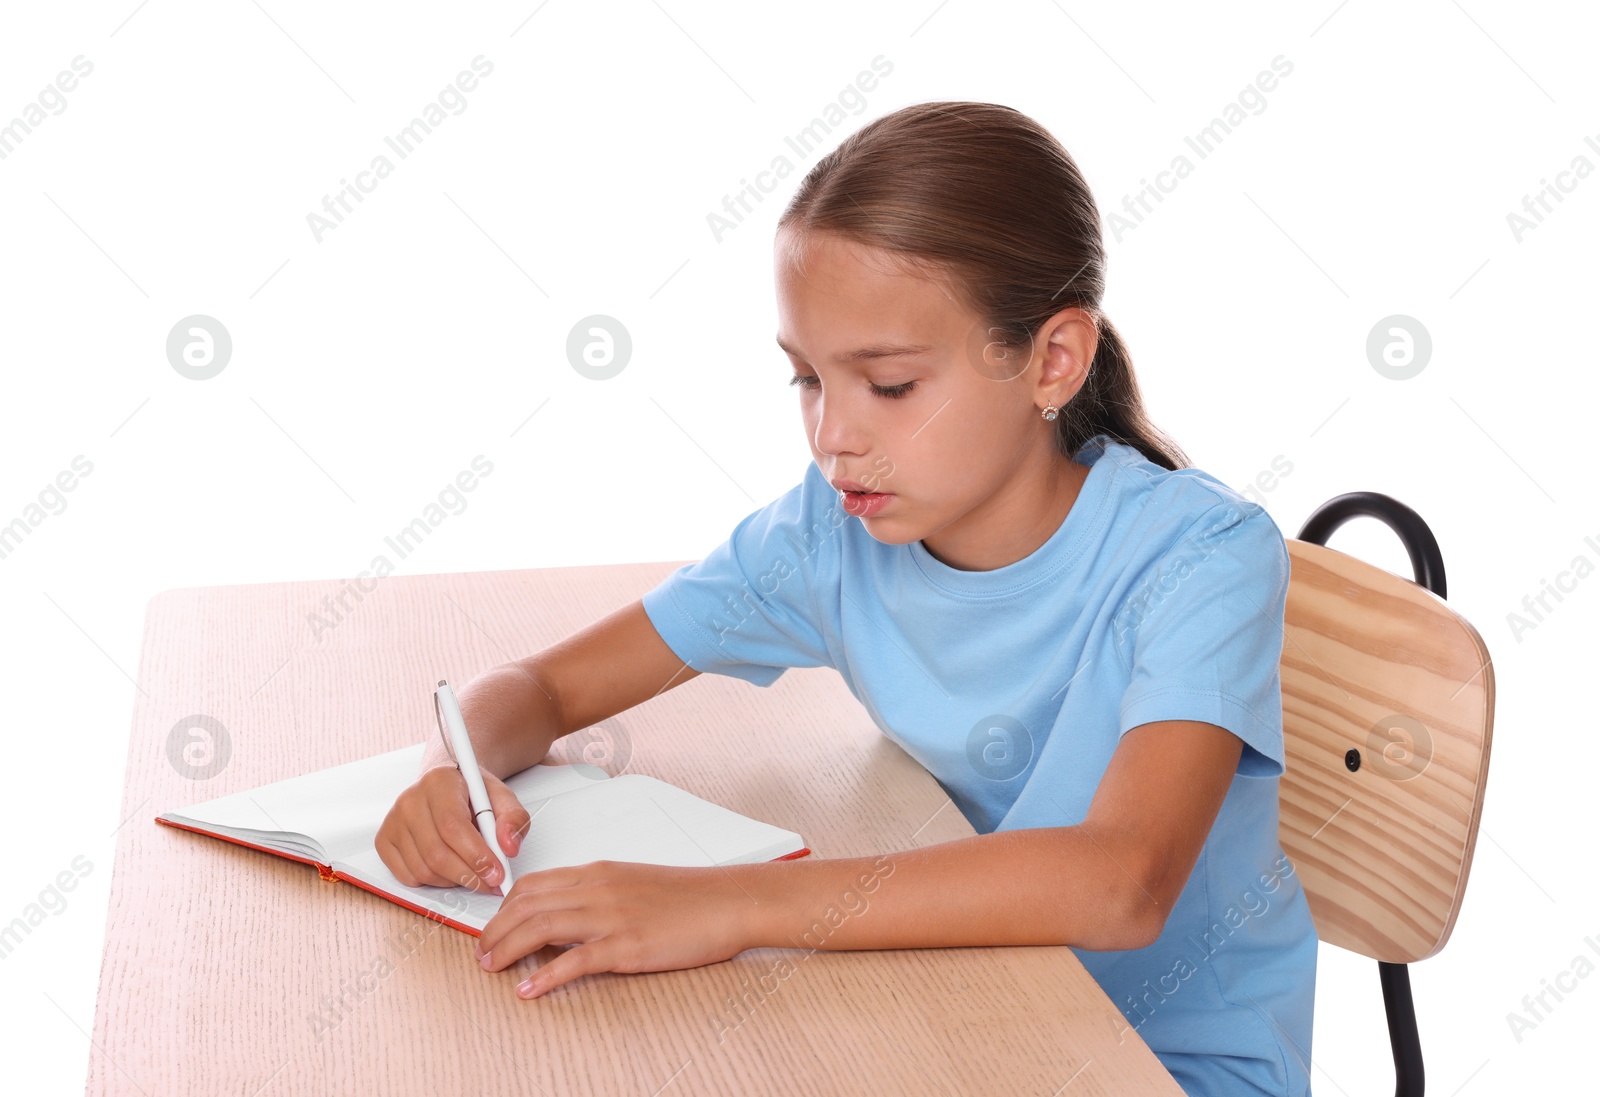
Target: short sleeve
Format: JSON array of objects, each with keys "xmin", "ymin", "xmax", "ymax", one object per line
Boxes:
[
  {"xmin": 640, "ymin": 465, "xmax": 841, "ymax": 687},
  {"xmin": 1114, "ymin": 498, "xmax": 1291, "ymax": 777}
]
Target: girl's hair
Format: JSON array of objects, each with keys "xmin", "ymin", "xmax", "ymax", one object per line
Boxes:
[{"xmin": 776, "ymin": 100, "xmax": 1190, "ymax": 472}]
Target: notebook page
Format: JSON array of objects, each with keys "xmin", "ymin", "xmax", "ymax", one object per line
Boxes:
[
  {"xmin": 158, "ymin": 742, "xmax": 611, "ymax": 865},
  {"xmin": 157, "ymin": 744, "xmax": 428, "ymax": 862},
  {"xmin": 333, "ymin": 774, "xmax": 807, "ymax": 932}
]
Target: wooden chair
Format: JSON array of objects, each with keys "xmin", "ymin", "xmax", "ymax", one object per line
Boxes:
[{"xmin": 1278, "ymin": 492, "xmax": 1495, "ymax": 1097}]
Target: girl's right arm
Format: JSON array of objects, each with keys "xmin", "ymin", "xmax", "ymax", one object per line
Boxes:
[{"xmin": 375, "ymin": 598, "xmax": 701, "ymax": 893}]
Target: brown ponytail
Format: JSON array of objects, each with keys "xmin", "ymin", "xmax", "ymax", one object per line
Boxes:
[{"xmin": 776, "ymin": 100, "xmax": 1190, "ymax": 472}]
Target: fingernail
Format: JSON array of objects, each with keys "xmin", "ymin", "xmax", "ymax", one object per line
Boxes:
[
  {"xmin": 479, "ymin": 951, "xmax": 493, "ymax": 969},
  {"xmin": 516, "ymin": 978, "xmax": 536, "ymax": 997}
]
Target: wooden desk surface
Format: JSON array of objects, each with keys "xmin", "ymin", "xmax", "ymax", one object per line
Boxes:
[{"xmin": 87, "ymin": 563, "xmax": 1183, "ymax": 1096}]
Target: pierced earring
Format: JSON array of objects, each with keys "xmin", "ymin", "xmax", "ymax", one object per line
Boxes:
[{"xmin": 1041, "ymin": 402, "xmax": 1059, "ymax": 421}]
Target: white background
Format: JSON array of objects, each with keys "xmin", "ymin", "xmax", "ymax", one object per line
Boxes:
[{"xmin": 2, "ymin": 1, "xmax": 1595, "ymax": 1093}]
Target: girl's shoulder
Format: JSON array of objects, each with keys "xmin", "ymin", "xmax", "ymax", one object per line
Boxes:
[
  {"xmin": 1096, "ymin": 438, "xmax": 1279, "ymax": 531},
  {"xmin": 1091, "ymin": 439, "xmax": 1290, "ymax": 579}
]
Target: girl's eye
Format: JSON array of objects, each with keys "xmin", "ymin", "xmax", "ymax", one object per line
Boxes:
[
  {"xmin": 787, "ymin": 374, "xmax": 917, "ymax": 399},
  {"xmin": 870, "ymin": 381, "xmax": 917, "ymax": 399}
]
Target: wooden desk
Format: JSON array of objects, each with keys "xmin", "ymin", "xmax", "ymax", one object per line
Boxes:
[{"xmin": 87, "ymin": 563, "xmax": 1183, "ymax": 1095}]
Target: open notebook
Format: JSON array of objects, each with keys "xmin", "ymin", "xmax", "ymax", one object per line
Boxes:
[{"xmin": 155, "ymin": 743, "xmax": 811, "ymax": 935}]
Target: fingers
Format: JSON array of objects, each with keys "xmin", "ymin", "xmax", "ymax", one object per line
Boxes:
[
  {"xmin": 477, "ymin": 867, "xmax": 589, "ymax": 954},
  {"xmin": 386, "ymin": 827, "xmax": 432, "ymax": 888},
  {"xmin": 486, "ymin": 775, "xmax": 531, "ymax": 857},
  {"xmin": 477, "ymin": 905, "xmax": 589, "ymax": 972},
  {"xmin": 516, "ymin": 944, "xmax": 613, "ymax": 999},
  {"xmin": 376, "ymin": 825, "xmax": 436, "ymax": 889},
  {"xmin": 374, "ymin": 832, "xmax": 417, "ymax": 887},
  {"xmin": 376, "ymin": 795, "xmax": 435, "ymax": 884},
  {"xmin": 387, "ymin": 825, "xmax": 484, "ymax": 893},
  {"xmin": 425, "ymin": 784, "xmax": 505, "ymax": 893}
]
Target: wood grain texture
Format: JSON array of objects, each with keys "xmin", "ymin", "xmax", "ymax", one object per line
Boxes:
[
  {"xmin": 86, "ymin": 562, "xmax": 1183, "ymax": 1096},
  {"xmin": 1279, "ymin": 541, "xmax": 1495, "ymax": 964}
]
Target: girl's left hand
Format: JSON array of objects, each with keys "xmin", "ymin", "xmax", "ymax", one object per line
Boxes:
[{"xmin": 474, "ymin": 860, "xmax": 762, "ymax": 999}]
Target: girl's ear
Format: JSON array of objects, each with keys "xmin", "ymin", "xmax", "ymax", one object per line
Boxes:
[{"xmin": 1036, "ymin": 307, "xmax": 1097, "ymax": 403}]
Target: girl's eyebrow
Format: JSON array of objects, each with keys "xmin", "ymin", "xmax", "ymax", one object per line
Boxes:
[{"xmin": 775, "ymin": 335, "xmax": 935, "ymax": 364}]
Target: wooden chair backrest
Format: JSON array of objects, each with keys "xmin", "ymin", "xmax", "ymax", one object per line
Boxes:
[{"xmin": 1278, "ymin": 539, "xmax": 1495, "ymax": 963}]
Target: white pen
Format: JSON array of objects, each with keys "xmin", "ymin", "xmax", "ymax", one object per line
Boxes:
[{"xmin": 434, "ymin": 679, "xmax": 514, "ymax": 897}]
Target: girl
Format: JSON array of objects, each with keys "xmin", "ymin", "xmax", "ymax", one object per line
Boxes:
[{"xmin": 377, "ymin": 100, "xmax": 1318, "ymax": 1097}]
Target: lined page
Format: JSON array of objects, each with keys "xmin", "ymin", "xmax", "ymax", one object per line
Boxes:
[
  {"xmin": 335, "ymin": 774, "xmax": 807, "ymax": 932},
  {"xmin": 156, "ymin": 744, "xmax": 430, "ymax": 862},
  {"xmin": 157, "ymin": 743, "xmax": 611, "ymax": 865}
]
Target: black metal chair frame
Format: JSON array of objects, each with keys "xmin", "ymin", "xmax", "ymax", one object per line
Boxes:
[{"xmin": 1295, "ymin": 491, "xmax": 1445, "ymax": 1097}]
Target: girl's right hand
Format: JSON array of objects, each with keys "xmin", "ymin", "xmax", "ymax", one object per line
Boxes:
[{"xmin": 376, "ymin": 766, "xmax": 532, "ymax": 894}]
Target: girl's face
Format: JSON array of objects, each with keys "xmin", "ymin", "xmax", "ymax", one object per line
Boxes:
[{"xmin": 773, "ymin": 227, "xmax": 1074, "ymax": 550}]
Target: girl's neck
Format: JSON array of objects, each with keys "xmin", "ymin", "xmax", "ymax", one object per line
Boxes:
[{"xmin": 918, "ymin": 450, "xmax": 1091, "ymax": 573}]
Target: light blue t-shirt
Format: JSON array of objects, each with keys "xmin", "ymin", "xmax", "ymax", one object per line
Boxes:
[{"xmin": 640, "ymin": 434, "xmax": 1318, "ymax": 1097}]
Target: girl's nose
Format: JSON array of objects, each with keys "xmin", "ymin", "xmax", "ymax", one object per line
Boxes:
[{"xmin": 812, "ymin": 393, "xmax": 867, "ymax": 459}]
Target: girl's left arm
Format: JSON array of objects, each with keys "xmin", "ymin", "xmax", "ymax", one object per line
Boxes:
[
  {"xmin": 741, "ymin": 718, "xmax": 1243, "ymax": 954},
  {"xmin": 478, "ymin": 718, "xmax": 1241, "ymax": 998}
]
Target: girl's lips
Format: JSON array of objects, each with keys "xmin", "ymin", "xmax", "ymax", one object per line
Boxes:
[
  {"xmin": 830, "ymin": 478, "xmax": 876, "ymax": 493},
  {"xmin": 840, "ymin": 491, "xmax": 893, "ymax": 518}
]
